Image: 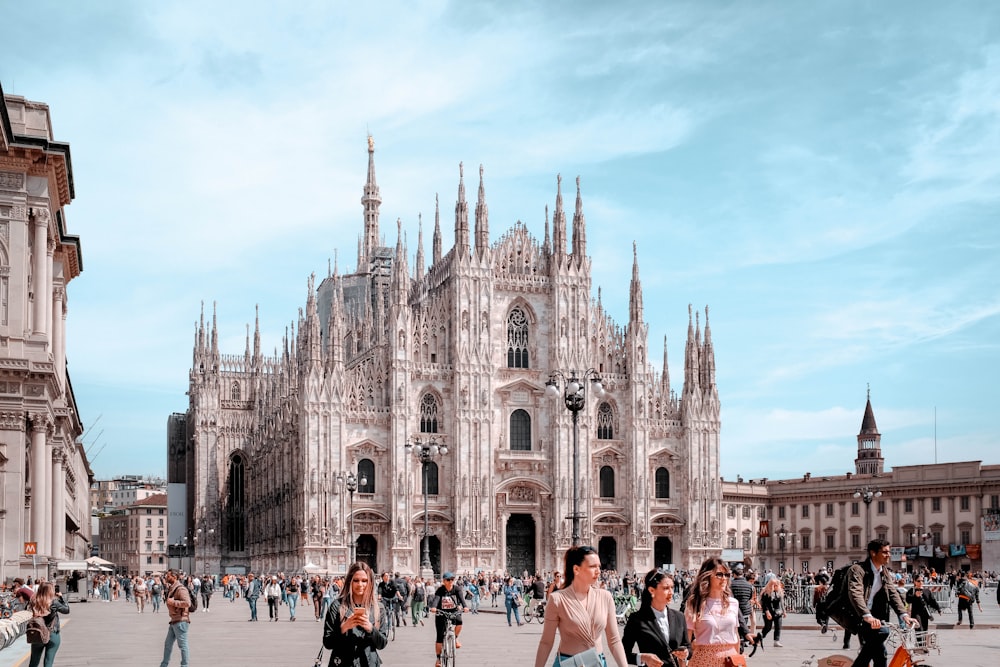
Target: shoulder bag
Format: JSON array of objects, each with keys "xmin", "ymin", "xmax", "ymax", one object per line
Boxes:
[
  {"xmin": 723, "ymin": 655, "xmax": 747, "ymax": 667},
  {"xmin": 558, "ymin": 648, "xmax": 603, "ymax": 667}
]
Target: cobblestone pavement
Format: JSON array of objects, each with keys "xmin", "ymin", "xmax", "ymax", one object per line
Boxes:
[{"xmin": 0, "ymin": 596, "xmax": 997, "ymax": 667}]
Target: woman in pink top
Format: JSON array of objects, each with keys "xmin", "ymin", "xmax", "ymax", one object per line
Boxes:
[
  {"xmin": 683, "ymin": 558, "xmax": 753, "ymax": 667},
  {"xmin": 534, "ymin": 546, "xmax": 630, "ymax": 667}
]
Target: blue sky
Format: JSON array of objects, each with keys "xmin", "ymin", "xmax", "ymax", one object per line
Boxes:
[{"xmin": 3, "ymin": 1, "xmax": 998, "ymax": 481}]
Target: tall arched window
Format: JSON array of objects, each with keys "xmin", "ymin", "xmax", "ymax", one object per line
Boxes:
[
  {"xmin": 231, "ymin": 382, "xmax": 241, "ymax": 401},
  {"xmin": 358, "ymin": 459, "xmax": 375, "ymax": 493},
  {"xmin": 226, "ymin": 453, "xmax": 246, "ymax": 552},
  {"xmin": 596, "ymin": 402, "xmax": 614, "ymax": 439},
  {"xmin": 599, "ymin": 466, "xmax": 615, "ymax": 498},
  {"xmin": 506, "ymin": 307, "xmax": 529, "ymax": 368},
  {"xmin": 420, "ymin": 393, "xmax": 439, "ymax": 433},
  {"xmin": 422, "ymin": 461, "xmax": 439, "ymax": 495},
  {"xmin": 510, "ymin": 409, "xmax": 531, "ymax": 451},
  {"xmin": 655, "ymin": 467, "xmax": 670, "ymax": 498}
]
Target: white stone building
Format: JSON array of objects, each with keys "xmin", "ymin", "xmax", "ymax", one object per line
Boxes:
[
  {"xmin": 176, "ymin": 140, "xmax": 723, "ymax": 577},
  {"xmin": 722, "ymin": 393, "xmax": 1000, "ymax": 574},
  {"xmin": 0, "ymin": 86, "xmax": 92, "ymax": 580}
]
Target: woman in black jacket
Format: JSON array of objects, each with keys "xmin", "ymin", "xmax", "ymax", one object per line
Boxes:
[
  {"xmin": 323, "ymin": 562, "xmax": 388, "ymax": 667},
  {"xmin": 28, "ymin": 582, "xmax": 70, "ymax": 667},
  {"xmin": 759, "ymin": 579, "xmax": 786, "ymax": 647},
  {"xmin": 622, "ymin": 569, "xmax": 690, "ymax": 667}
]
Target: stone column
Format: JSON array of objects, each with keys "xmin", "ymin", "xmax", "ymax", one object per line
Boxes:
[
  {"xmin": 43, "ymin": 432, "xmax": 53, "ymax": 558},
  {"xmin": 45, "ymin": 239, "xmax": 55, "ymax": 342},
  {"xmin": 29, "ymin": 415, "xmax": 49, "ymax": 554},
  {"xmin": 31, "ymin": 212, "xmax": 49, "ymax": 336},
  {"xmin": 52, "ymin": 448, "xmax": 66, "ymax": 558},
  {"xmin": 52, "ymin": 286, "xmax": 65, "ymax": 388}
]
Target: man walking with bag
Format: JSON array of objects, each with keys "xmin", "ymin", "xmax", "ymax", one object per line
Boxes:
[
  {"xmin": 846, "ymin": 540, "xmax": 917, "ymax": 667},
  {"xmin": 161, "ymin": 569, "xmax": 192, "ymax": 667}
]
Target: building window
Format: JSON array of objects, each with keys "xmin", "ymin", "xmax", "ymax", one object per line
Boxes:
[
  {"xmin": 599, "ymin": 466, "xmax": 615, "ymax": 498},
  {"xmin": 960, "ymin": 496, "xmax": 970, "ymax": 511},
  {"xmin": 851, "ymin": 502, "xmax": 860, "ymax": 516},
  {"xmin": 420, "ymin": 393, "xmax": 439, "ymax": 433},
  {"xmin": 991, "ymin": 495, "xmax": 999, "ymax": 509},
  {"xmin": 654, "ymin": 467, "xmax": 670, "ymax": 499},
  {"xmin": 727, "ymin": 505, "xmax": 736, "ymax": 518},
  {"xmin": 904, "ymin": 499, "xmax": 913, "ymax": 513},
  {"xmin": 728, "ymin": 532, "xmax": 736, "ymax": 548},
  {"xmin": 778, "ymin": 506, "xmax": 786, "ymax": 520},
  {"xmin": 158, "ymin": 518, "xmax": 164, "ymax": 526},
  {"xmin": 826, "ymin": 534, "xmax": 835, "ymax": 549},
  {"xmin": 826, "ymin": 503, "xmax": 834, "ymax": 517},
  {"xmin": 596, "ymin": 402, "xmax": 614, "ymax": 439},
  {"xmin": 510, "ymin": 409, "xmax": 531, "ymax": 451},
  {"xmin": 145, "ymin": 541, "xmax": 152, "ymax": 551},
  {"xmin": 506, "ymin": 307, "xmax": 529, "ymax": 368},
  {"xmin": 932, "ymin": 531, "xmax": 941, "ymax": 544},
  {"xmin": 146, "ymin": 518, "xmax": 152, "ymax": 527},
  {"xmin": 742, "ymin": 533, "xmax": 751, "ymax": 550},
  {"xmin": 851, "ymin": 534, "xmax": 861, "ymax": 549},
  {"xmin": 358, "ymin": 459, "xmax": 376, "ymax": 493},
  {"xmin": 876, "ymin": 500, "xmax": 886, "ymax": 514},
  {"xmin": 931, "ymin": 497, "xmax": 941, "ymax": 512},
  {"xmin": 960, "ymin": 529, "xmax": 970, "ymax": 544},
  {"xmin": 802, "ymin": 505, "xmax": 809, "ymax": 518},
  {"xmin": 801, "ymin": 534, "xmax": 811, "ymax": 549},
  {"xmin": 422, "ymin": 461, "xmax": 439, "ymax": 496},
  {"xmin": 231, "ymin": 382, "xmax": 241, "ymax": 401},
  {"xmin": 877, "ymin": 530, "xmax": 887, "ymax": 542},
  {"xmin": 147, "ymin": 556, "xmax": 152, "ymax": 564},
  {"xmin": 742, "ymin": 506, "xmax": 751, "ymax": 519}
]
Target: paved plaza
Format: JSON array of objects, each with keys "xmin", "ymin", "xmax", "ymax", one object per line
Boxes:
[{"xmin": 0, "ymin": 595, "xmax": 998, "ymax": 667}]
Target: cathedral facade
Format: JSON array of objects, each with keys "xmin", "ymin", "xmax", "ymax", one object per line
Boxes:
[{"xmin": 178, "ymin": 140, "xmax": 722, "ymax": 577}]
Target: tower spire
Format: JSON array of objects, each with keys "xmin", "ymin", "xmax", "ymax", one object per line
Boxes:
[
  {"xmin": 415, "ymin": 213, "xmax": 425, "ymax": 281},
  {"xmin": 572, "ymin": 175, "xmax": 587, "ymax": 262},
  {"xmin": 433, "ymin": 193, "xmax": 442, "ymax": 264},
  {"xmin": 628, "ymin": 241, "xmax": 644, "ymax": 324},
  {"xmin": 361, "ymin": 134, "xmax": 381, "ymax": 264},
  {"xmin": 855, "ymin": 389, "xmax": 885, "ymax": 475},
  {"xmin": 552, "ymin": 174, "xmax": 566, "ymax": 260},
  {"xmin": 474, "ymin": 164, "xmax": 489, "ymax": 257},
  {"xmin": 454, "ymin": 163, "xmax": 469, "ymax": 253}
]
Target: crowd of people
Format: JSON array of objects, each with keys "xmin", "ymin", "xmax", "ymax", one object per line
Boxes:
[{"xmin": 3, "ymin": 547, "xmax": 998, "ymax": 667}]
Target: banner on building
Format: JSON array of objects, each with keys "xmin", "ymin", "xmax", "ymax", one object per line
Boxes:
[
  {"xmin": 949, "ymin": 544, "xmax": 967, "ymax": 557},
  {"xmin": 890, "ymin": 546, "xmax": 904, "ymax": 562},
  {"xmin": 758, "ymin": 520, "xmax": 770, "ymax": 538},
  {"xmin": 168, "ymin": 483, "xmax": 187, "ymax": 546},
  {"xmin": 966, "ymin": 544, "xmax": 981, "ymax": 560},
  {"xmin": 904, "ymin": 546, "xmax": 919, "ymax": 557},
  {"xmin": 983, "ymin": 508, "xmax": 1000, "ymax": 542}
]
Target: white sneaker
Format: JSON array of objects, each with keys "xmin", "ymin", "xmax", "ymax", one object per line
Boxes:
[{"xmin": 774, "ymin": 642, "xmax": 783, "ymax": 647}]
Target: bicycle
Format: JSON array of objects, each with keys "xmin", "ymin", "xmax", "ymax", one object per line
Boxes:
[
  {"xmin": 523, "ymin": 594, "xmax": 546, "ymax": 624},
  {"xmin": 380, "ymin": 599, "xmax": 396, "ymax": 642},
  {"xmin": 809, "ymin": 623, "xmax": 938, "ymax": 667},
  {"xmin": 437, "ymin": 609, "xmax": 461, "ymax": 667}
]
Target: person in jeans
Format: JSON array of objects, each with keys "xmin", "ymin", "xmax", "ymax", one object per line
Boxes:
[
  {"xmin": 160, "ymin": 569, "xmax": 192, "ymax": 667},
  {"xmin": 759, "ymin": 578, "xmax": 786, "ymax": 647},
  {"xmin": 28, "ymin": 582, "xmax": 70, "ymax": 667}
]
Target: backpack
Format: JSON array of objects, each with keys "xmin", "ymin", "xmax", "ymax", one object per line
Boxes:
[
  {"xmin": 187, "ymin": 584, "xmax": 199, "ymax": 612},
  {"xmin": 815, "ymin": 564, "xmax": 856, "ymax": 628},
  {"xmin": 25, "ymin": 615, "xmax": 52, "ymax": 645}
]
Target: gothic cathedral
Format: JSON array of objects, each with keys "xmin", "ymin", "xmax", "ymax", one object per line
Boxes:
[{"xmin": 177, "ymin": 139, "xmax": 722, "ymax": 577}]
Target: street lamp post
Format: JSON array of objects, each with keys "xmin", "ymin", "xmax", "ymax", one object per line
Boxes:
[
  {"xmin": 405, "ymin": 437, "xmax": 449, "ymax": 578},
  {"xmin": 337, "ymin": 471, "xmax": 366, "ymax": 564},
  {"xmin": 546, "ymin": 369, "xmax": 605, "ymax": 547},
  {"xmin": 854, "ymin": 486, "xmax": 882, "ymax": 540},
  {"xmin": 778, "ymin": 524, "xmax": 787, "ymax": 572}
]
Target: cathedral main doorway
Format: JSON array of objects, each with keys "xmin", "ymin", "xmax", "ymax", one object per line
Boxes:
[
  {"xmin": 357, "ymin": 534, "xmax": 377, "ymax": 571},
  {"xmin": 654, "ymin": 536, "xmax": 673, "ymax": 567},
  {"xmin": 505, "ymin": 514, "xmax": 535, "ymax": 576},
  {"xmin": 598, "ymin": 536, "xmax": 618, "ymax": 571}
]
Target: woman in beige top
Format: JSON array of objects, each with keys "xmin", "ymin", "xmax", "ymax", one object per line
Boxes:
[{"xmin": 534, "ymin": 545, "xmax": 629, "ymax": 667}]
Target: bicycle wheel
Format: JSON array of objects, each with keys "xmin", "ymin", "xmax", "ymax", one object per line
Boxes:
[{"xmin": 443, "ymin": 631, "xmax": 457, "ymax": 667}]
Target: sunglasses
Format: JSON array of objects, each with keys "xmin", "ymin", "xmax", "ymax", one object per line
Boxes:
[{"xmin": 714, "ymin": 572, "xmax": 731, "ymax": 579}]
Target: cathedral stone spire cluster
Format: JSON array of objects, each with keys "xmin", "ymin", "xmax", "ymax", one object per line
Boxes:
[{"xmin": 176, "ymin": 138, "xmax": 721, "ymax": 576}]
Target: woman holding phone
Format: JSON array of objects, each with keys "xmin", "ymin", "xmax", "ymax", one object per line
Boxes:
[{"xmin": 323, "ymin": 562, "xmax": 389, "ymax": 667}]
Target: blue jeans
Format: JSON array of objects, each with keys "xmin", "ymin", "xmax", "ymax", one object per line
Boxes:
[
  {"xmin": 851, "ymin": 623, "xmax": 890, "ymax": 667},
  {"xmin": 248, "ymin": 596, "xmax": 259, "ymax": 620},
  {"xmin": 505, "ymin": 598, "xmax": 522, "ymax": 625},
  {"xmin": 28, "ymin": 629, "xmax": 61, "ymax": 667},
  {"xmin": 160, "ymin": 621, "xmax": 189, "ymax": 667},
  {"xmin": 287, "ymin": 593, "xmax": 298, "ymax": 618}
]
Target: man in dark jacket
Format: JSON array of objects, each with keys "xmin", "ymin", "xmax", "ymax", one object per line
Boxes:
[
  {"xmin": 955, "ymin": 572, "xmax": 981, "ymax": 628},
  {"xmin": 846, "ymin": 539, "xmax": 917, "ymax": 667},
  {"xmin": 729, "ymin": 563, "xmax": 755, "ymax": 645}
]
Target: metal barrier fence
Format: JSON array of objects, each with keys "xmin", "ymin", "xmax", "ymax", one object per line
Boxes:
[
  {"xmin": 0, "ymin": 610, "xmax": 31, "ymax": 651},
  {"xmin": 755, "ymin": 583, "xmax": 956, "ymax": 615}
]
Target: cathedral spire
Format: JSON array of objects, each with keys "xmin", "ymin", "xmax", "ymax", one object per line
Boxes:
[
  {"xmin": 455, "ymin": 162, "xmax": 469, "ymax": 254},
  {"xmin": 543, "ymin": 204, "xmax": 551, "ymax": 254},
  {"xmin": 361, "ymin": 134, "xmax": 382, "ymax": 266},
  {"xmin": 253, "ymin": 304, "xmax": 261, "ymax": 362},
  {"xmin": 572, "ymin": 175, "xmax": 587, "ymax": 262},
  {"xmin": 552, "ymin": 174, "xmax": 566, "ymax": 261},
  {"xmin": 391, "ymin": 218, "xmax": 409, "ymax": 306},
  {"xmin": 684, "ymin": 304, "xmax": 701, "ymax": 395},
  {"xmin": 210, "ymin": 301, "xmax": 219, "ymax": 361},
  {"xmin": 474, "ymin": 164, "xmax": 489, "ymax": 257},
  {"xmin": 415, "ymin": 213, "xmax": 425, "ymax": 281},
  {"xmin": 432, "ymin": 193, "xmax": 442, "ymax": 265},
  {"xmin": 661, "ymin": 335, "xmax": 670, "ymax": 396},
  {"xmin": 628, "ymin": 241, "xmax": 644, "ymax": 325},
  {"xmin": 702, "ymin": 306, "xmax": 715, "ymax": 391}
]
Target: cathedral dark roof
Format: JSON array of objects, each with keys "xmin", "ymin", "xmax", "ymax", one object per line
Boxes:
[{"xmin": 860, "ymin": 398, "xmax": 879, "ymax": 435}]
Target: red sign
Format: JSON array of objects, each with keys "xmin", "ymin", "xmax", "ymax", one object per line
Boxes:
[
  {"xmin": 758, "ymin": 520, "xmax": 770, "ymax": 538},
  {"xmin": 24, "ymin": 542, "xmax": 37, "ymax": 555}
]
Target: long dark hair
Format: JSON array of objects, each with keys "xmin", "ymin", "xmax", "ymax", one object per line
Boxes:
[
  {"xmin": 561, "ymin": 545, "xmax": 598, "ymax": 589},
  {"xmin": 639, "ymin": 568, "xmax": 673, "ymax": 609}
]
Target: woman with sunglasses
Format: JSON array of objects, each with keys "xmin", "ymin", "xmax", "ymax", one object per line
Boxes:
[
  {"xmin": 622, "ymin": 569, "xmax": 691, "ymax": 667},
  {"xmin": 683, "ymin": 558, "xmax": 753, "ymax": 667},
  {"xmin": 534, "ymin": 546, "xmax": 630, "ymax": 667}
]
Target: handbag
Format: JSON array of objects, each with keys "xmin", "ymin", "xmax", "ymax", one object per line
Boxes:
[
  {"xmin": 312, "ymin": 646, "xmax": 324, "ymax": 667},
  {"xmin": 558, "ymin": 648, "xmax": 603, "ymax": 667},
  {"xmin": 724, "ymin": 655, "xmax": 747, "ymax": 667}
]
